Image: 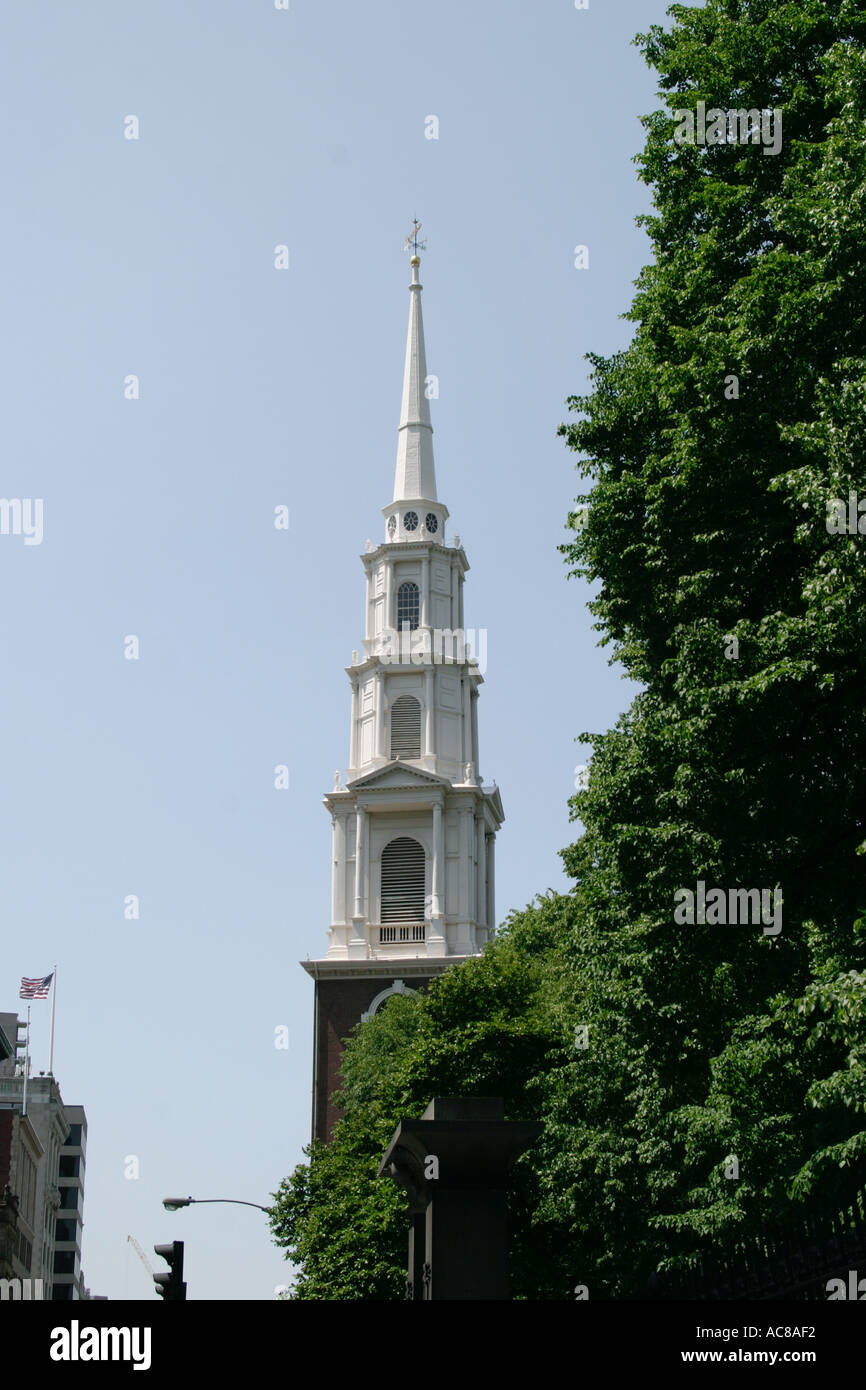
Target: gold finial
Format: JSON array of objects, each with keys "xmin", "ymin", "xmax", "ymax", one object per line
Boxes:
[{"xmin": 404, "ymin": 217, "xmax": 427, "ymax": 261}]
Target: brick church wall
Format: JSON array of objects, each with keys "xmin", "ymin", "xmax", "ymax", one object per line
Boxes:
[{"xmin": 313, "ymin": 976, "xmax": 433, "ymax": 1142}]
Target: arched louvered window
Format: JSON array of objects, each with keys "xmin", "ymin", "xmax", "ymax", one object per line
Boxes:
[
  {"xmin": 396, "ymin": 581, "xmax": 420, "ymax": 630},
  {"xmin": 390, "ymin": 696, "xmax": 421, "ymax": 759},
  {"xmin": 381, "ymin": 837, "xmax": 425, "ymax": 923}
]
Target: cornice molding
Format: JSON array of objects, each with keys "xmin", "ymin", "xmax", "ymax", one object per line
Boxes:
[{"xmin": 300, "ymin": 956, "xmax": 475, "ymax": 981}]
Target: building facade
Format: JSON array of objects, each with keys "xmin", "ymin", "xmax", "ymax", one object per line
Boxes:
[
  {"xmin": 53, "ymin": 1105, "xmax": 86, "ymax": 1300},
  {"xmin": 0, "ymin": 1014, "xmax": 43, "ymax": 1292},
  {"xmin": 302, "ymin": 246, "xmax": 504, "ymax": 1141},
  {"xmin": 0, "ymin": 1011, "xmax": 88, "ymax": 1299}
]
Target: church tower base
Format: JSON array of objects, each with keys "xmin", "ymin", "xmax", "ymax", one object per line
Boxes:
[{"xmin": 304, "ymin": 959, "xmax": 470, "ymax": 1143}]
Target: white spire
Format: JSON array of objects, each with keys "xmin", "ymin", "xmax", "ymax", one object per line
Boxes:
[{"xmin": 393, "ymin": 252, "xmax": 438, "ymax": 504}]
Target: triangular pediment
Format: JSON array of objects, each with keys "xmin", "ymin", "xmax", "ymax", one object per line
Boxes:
[{"xmin": 349, "ymin": 762, "xmax": 451, "ymax": 791}]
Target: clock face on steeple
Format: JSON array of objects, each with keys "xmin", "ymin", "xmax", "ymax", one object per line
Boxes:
[
  {"xmin": 424, "ymin": 512, "xmax": 438, "ymax": 534},
  {"xmin": 387, "ymin": 515, "xmax": 397, "ymax": 537},
  {"xmin": 403, "ymin": 510, "xmax": 419, "ymax": 532}
]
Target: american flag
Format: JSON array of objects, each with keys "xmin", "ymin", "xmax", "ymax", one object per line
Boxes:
[{"xmin": 19, "ymin": 974, "xmax": 53, "ymax": 1000}]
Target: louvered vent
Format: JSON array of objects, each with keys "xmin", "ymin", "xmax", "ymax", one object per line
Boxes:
[
  {"xmin": 390, "ymin": 696, "xmax": 421, "ymax": 759},
  {"xmin": 381, "ymin": 837, "xmax": 425, "ymax": 923}
]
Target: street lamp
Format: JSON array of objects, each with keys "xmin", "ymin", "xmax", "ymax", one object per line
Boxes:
[{"xmin": 163, "ymin": 1196, "xmax": 270, "ymax": 1213}]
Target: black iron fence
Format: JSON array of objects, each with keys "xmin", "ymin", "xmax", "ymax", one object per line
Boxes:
[{"xmin": 640, "ymin": 1189, "xmax": 866, "ymax": 1300}]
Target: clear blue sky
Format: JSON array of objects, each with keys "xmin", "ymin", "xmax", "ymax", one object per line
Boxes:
[{"xmin": 0, "ymin": 0, "xmax": 676, "ymax": 1299}]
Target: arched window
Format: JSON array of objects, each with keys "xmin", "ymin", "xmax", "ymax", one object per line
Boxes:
[
  {"xmin": 361, "ymin": 979, "xmax": 417, "ymax": 1021},
  {"xmin": 390, "ymin": 695, "xmax": 421, "ymax": 759},
  {"xmin": 380, "ymin": 837, "xmax": 425, "ymax": 923},
  {"xmin": 396, "ymin": 581, "xmax": 420, "ymax": 630}
]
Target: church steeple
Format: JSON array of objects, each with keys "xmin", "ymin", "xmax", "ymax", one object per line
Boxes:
[
  {"xmin": 301, "ymin": 228, "xmax": 504, "ymax": 1143},
  {"xmin": 393, "ymin": 248, "xmax": 437, "ymax": 506},
  {"xmin": 384, "ymin": 224, "xmax": 447, "ymax": 544}
]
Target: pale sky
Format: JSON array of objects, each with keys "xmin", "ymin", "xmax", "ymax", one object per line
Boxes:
[{"xmin": 0, "ymin": 0, "xmax": 674, "ymax": 1299}]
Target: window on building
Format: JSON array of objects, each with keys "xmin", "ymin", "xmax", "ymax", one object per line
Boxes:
[
  {"xmin": 19, "ymin": 1149, "xmax": 37, "ymax": 1227},
  {"xmin": 66, "ymin": 1124, "xmax": 82, "ymax": 1148},
  {"xmin": 396, "ymin": 581, "xmax": 420, "ymax": 630},
  {"xmin": 59, "ymin": 1155, "xmax": 80, "ymax": 1179},
  {"xmin": 53, "ymin": 1250, "xmax": 76, "ymax": 1275},
  {"xmin": 380, "ymin": 837, "xmax": 425, "ymax": 923},
  {"xmin": 55, "ymin": 1220, "xmax": 77, "ymax": 1244},
  {"xmin": 59, "ymin": 1187, "xmax": 77, "ymax": 1211},
  {"xmin": 17, "ymin": 1232, "xmax": 32, "ymax": 1271},
  {"xmin": 390, "ymin": 696, "xmax": 421, "ymax": 759}
]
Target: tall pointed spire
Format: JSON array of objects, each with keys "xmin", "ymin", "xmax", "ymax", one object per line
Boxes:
[{"xmin": 393, "ymin": 224, "xmax": 437, "ymax": 504}]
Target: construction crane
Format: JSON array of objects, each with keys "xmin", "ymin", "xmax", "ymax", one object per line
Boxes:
[{"xmin": 127, "ymin": 1234, "xmax": 155, "ymax": 1285}]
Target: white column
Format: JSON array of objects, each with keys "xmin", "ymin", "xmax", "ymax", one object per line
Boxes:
[
  {"xmin": 475, "ymin": 817, "xmax": 486, "ymax": 927},
  {"xmin": 459, "ymin": 806, "xmax": 473, "ymax": 921},
  {"xmin": 450, "ymin": 563, "xmax": 459, "ymax": 629},
  {"xmin": 375, "ymin": 669, "xmax": 384, "ymax": 760},
  {"xmin": 331, "ymin": 817, "xmax": 339, "ymax": 923},
  {"xmin": 431, "ymin": 801, "xmax": 443, "ymax": 919},
  {"xmin": 424, "ymin": 668, "xmax": 434, "ymax": 756},
  {"xmin": 349, "ymin": 805, "xmax": 368, "ymax": 959},
  {"xmin": 458, "ymin": 572, "xmax": 464, "ymax": 630},
  {"xmin": 471, "ymin": 687, "xmax": 479, "ymax": 775},
  {"xmin": 486, "ymin": 834, "xmax": 495, "ymax": 933},
  {"xmin": 353, "ymin": 807, "xmax": 366, "ymax": 920},
  {"xmin": 450, "ymin": 804, "xmax": 474, "ymax": 955},
  {"xmin": 421, "ymin": 554, "xmax": 430, "ymax": 629},
  {"xmin": 427, "ymin": 798, "xmax": 446, "ymax": 956},
  {"xmin": 462, "ymin": 676, "xmax": 472, "ymax": 770},
  {"xmin": 384, "ymin": 560, "xmax": 393, "ymax": 643},
  {"xmin": 334, "ymin": 814, "xmax": 347, "ymax": 922},
  {"xmin": 360, "ymin": 810, "xmax": 369, "ymax": 922},
  {"xmin": 350, "ymin": 676, "xmax": 359, "ymax": 768}
]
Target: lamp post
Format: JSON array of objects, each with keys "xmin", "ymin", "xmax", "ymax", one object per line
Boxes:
[
  {"xmin": 157, "ymin": 1197, "xmax": 272, "ymax": 1300},
  {"xmin": 162, "ymin": 1196, "xmax": 270, "ymax": 1213}
]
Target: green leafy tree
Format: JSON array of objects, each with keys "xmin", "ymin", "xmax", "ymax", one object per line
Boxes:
[{"xmin": 555, "ymin": 0, "xmax": 866, "ymax": 1284}]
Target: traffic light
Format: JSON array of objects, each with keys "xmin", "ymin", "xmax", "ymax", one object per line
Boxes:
[{"xmin": 153, "ymin": 1241, "xmax": 186, "ymax": 1300}]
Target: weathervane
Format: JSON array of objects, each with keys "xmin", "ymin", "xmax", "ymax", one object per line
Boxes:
[{"xmin": 404, "ymin": 218, "xmax": 427, "ymax": 256}]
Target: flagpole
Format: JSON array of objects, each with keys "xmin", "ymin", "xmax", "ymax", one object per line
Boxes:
[
  {"xmin": 48, "ymin": 965, "xmax": 57, "ymax": 1076},
  {"xmin": 22, "ymin": 1006, "xmax": 30, "ymax": 1117}
]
